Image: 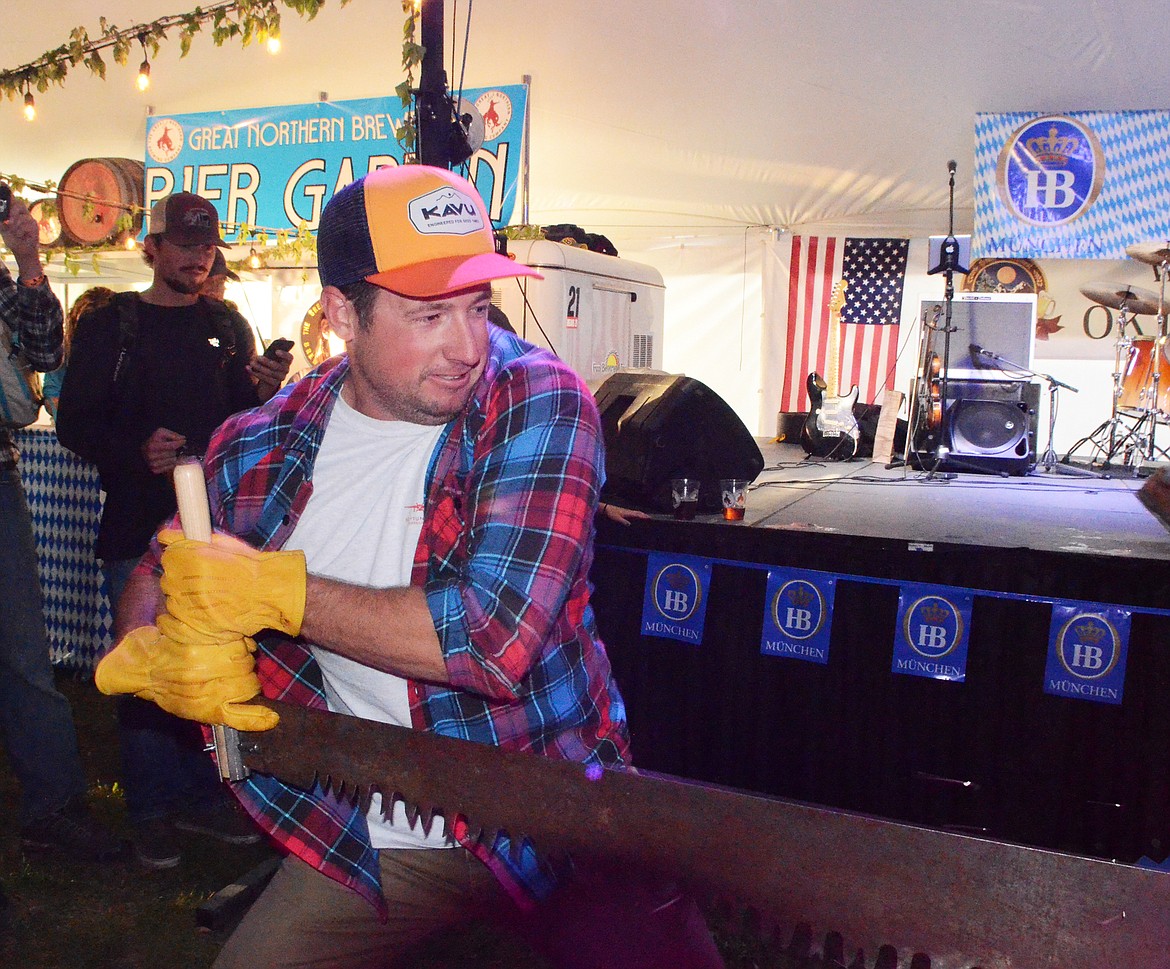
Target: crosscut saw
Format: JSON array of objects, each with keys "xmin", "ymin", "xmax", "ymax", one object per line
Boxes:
[
  {"xmin": 172, "ymin": 469, "xmax": 1170, "ymax": 969},
  {"xmin": 210, "ymin": 698, "xmax": 1169, "ymax": 969}
]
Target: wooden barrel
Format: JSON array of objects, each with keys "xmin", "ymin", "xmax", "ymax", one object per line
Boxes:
[
  {"xmin": 56, "ymin": 157, "xmax": 144, "ymax": 246},
  {"xmin": 28, "ymin": 199, "xmax": 63, "ymax": 248}
]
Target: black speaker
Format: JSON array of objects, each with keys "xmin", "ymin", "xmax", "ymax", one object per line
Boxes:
[
  {"xmin": 594, "ymin": 372, "xmax": 765, "ymax": 513},
  {"xmin": 916, "ymin": 379, "xmax": 1038, "ymax": 475}
]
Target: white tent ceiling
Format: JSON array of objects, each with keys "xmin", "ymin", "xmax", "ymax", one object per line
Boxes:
[
  {"xmin": 5, "ymin": 0, "xmax": 1170, "ymax": 249},
  {"xmin": 5, "ymin": 1, "xmax": 1170, "ymax": 448}
]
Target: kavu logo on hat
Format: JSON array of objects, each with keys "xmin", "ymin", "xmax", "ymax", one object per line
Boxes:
[
  {"xmin": 317, "ymin": 164, "xmax": 540, "ymax": 298},
  {"xmin": 408, "ymin": 186, "xmax": 486, "ymax": 235}
]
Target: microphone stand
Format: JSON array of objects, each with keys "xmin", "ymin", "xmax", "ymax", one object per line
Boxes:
[
  {"xmin": 920, "ymin": 160, "xmax": 973, "ymax": 478},
  {"xmin": 969, "ymin": 347, "xmax": 1102, "ymax": 478}
]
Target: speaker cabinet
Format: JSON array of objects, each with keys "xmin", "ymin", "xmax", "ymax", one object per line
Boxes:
[
  {"xmin": 913, "ymin": 379, "xmax": 1039, "ymax": 476},
  {"xmin": 594, "ymin": 371, "xmax": 765, "ymax": 513}
]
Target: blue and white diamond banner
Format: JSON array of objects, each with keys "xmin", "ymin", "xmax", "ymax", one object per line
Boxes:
[
  {"xmin": 974, "ymin": 111, "xmax": 1170, "ymax": 260},
  {"xmin": 892, "ymin": 584, "xmax": 972, "ymax": 682},
  {"xmin": 759, "ymin": 568, "xmax": 835, "ymax": 664},
  {"xmin": 14, "ymin": 428, "xmax": 112, "ymax": 671},
  {"xmin": 1044, "ymin": 603, "xmax": 1131, "ymax": 705},
  {"xmin": 640, "ymin": 552, "xmax": 712, "ymax": 645}
]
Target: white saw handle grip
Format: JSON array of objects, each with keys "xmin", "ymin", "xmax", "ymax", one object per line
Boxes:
[
  {"xmin": 173, "ymin": 458, "xmax": 212, "ymax": 542},
  {"xmin": 171, "ymin": 458, "xmax": 248, "ymax": 780}
]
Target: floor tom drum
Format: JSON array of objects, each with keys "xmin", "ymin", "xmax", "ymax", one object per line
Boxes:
[{"xmin": 1119, "ymin": 337, "xmax": 1170, "ymax": 415}]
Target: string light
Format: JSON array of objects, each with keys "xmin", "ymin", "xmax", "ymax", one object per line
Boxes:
[
  {"xmin": 248, "ymin": 247, "xmax": 262, "ymax": 269},
  {"xmin": 23, "ymin": 83, "xmax": 35, "ymax": 122},
  {"xmin": 1, "ymin": 1, "xmax": 362, "ymax": 122},
  {"xmin": 136, "ymin": 36, "xmax": 151, "ymax": 92},
  {"xmin": 123, "ymin": 233, "xmax": 138, "ymax": 250}
]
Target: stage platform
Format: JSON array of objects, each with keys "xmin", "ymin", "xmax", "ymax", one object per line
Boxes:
[
  {"xmin": 737, "ymin": 441, "xmax": 1169, "ymax": 561},
  {"xmin": 589, "ymin": 441, "xmax": 1170, "ymax": 870}
]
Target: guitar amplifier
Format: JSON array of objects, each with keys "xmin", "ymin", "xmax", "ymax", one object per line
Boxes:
[{"xmin": 912, "ymin": 379, "xmax": 1039, "ymax": 476}]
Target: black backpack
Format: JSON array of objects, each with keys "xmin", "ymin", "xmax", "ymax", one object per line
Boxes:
[{"xmin": 109, "ymin": 292, "xmax": 240, "ymax": 396}]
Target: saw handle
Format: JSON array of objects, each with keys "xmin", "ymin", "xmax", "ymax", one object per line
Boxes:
[{"xmin": 172, "ymin": 459, "xmax": 249, "ymax": 782}]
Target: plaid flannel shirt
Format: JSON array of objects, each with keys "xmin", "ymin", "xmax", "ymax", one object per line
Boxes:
[
  {"xmin": 143, "ymin": 328, "xmax": 630, "ymax": 914},
  {"xmin": 0, "ymin": 265, "xmax": 62, "ymax": 466}
]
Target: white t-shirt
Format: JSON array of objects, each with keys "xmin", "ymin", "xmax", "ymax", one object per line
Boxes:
[{"xmin": 285, "ymin": 393, "xmax": 450, "ymax": 849}]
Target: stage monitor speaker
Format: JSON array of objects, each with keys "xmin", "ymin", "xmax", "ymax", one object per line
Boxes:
[
  {"xmin": 594, "ymin": 371, "xmax": 765, "ymax": 513},
  {"xmin": 947, "ymin": 379, "xmax": 1038, "ymax": 475}
]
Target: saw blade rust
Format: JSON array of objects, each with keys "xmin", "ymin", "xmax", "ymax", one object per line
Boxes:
[{"xmin": 236, "ymin": 698, "xmax": 1170, "ymax": 969}]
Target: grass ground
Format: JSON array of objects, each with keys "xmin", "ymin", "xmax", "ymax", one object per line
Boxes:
[{"xmin": 0, "ymin": 673, "xmax": 787, "ymax": 969}]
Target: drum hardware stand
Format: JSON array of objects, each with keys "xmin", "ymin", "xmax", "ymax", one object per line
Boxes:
[{"xmin": 1063, "ymin": 288, "xmax": 1153, "ymax": 472}]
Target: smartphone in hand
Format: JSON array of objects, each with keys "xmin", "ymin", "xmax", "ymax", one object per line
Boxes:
[
  {"xmin": 263, "ymin": 337, "xmax": 294, "ymax": 360},
  {"xmin": 0, "ymin": 183, "xmax": 11, "ymax": 223}
]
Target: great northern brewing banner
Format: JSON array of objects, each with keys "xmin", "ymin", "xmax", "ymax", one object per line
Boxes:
[
  {"xmin": 142, "ymin": 85, "xmax": 527, "ymax": 235},
  {"xmin": 973, "ymin": 111, "xmax": 1170, "ymax": 260}
]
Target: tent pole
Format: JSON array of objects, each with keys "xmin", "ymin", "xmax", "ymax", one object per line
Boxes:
[{"xmin": 522, "ymin": 73, "xmax": 531, "ymax": 225}]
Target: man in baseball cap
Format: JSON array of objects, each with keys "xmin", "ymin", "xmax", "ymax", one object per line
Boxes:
[
  {"xmin": 147, "ymin": 192, "xmax": 230, "ymax": 249},
  {"xmin": 316, "ymin": 163, "xmax": 539, "ymax": 296},
  {"xmin": 202, "ymin": 249, "xmax": 240, "ymax": 303},
  {"xmin": 108, "ymin": 163, "xmax": 724, "ymax": 966}
]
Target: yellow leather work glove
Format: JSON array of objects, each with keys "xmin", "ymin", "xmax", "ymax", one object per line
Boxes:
[
  {"xmin": 95, "ymin": 625, "xmax": 279, "ymax": 731},
  {"xmin": 158, "ymin": 528, "xmax": 307, "ymax": 640}
]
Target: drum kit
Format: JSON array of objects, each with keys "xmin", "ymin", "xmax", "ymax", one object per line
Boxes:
[{"xmin": 1069, "ymin": 243, "xmax": 1170, "ymax": 471}]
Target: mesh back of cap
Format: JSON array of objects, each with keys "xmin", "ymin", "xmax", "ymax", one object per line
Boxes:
[{"xmin": 317, "ymin": 180, "xmax": 377, "ymax": 288}]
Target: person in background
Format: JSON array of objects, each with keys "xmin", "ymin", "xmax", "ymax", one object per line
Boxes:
[
  {"xmin": 95, "ymin": 165, "xmax": 722, "ymax": 968},
  {"xmin": 201, "ymin": 248, "xmax": 239, "ymax": 305},
  {"xmin": 41, "ymin": 286, "xmax": 116, "ymax": 421},
  {"xmin": 0, "ymin": 195, "xmax": 125, "ymax": 881},
  {"xmin": 1138, "ymin": 466, "xmax": 1170, "ymax": 532},
  {"xmin": 54, "ymin": 192, "xmax": 292, "ymax": 870}
]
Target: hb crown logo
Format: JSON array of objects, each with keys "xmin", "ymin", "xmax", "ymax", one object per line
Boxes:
[
  {"xmin": 1057, "ymin": 613, "xmax": 1119, "ymax": 680},
  {"xmin": 651, "ymin": 564, "xmax": 702, "ymax": 622},
  {"xmin": 996, "ymin": 114, "xmax": 1104, "ymax": 226},
  {"xmin": 904, "ymin": 595, "xmax": 963, "ymax": 659},
  {"xmin": 771, "ymin": 580, "xmax": 824, "ymax": 640}
]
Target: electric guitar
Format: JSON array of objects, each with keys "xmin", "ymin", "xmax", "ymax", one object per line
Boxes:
[{"xmin": 801, "ymin": 280, "xmax": 860, "ymax": 459}]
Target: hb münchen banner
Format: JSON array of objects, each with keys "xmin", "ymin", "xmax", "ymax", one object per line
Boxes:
[
  {"xmin": 142, "ymin": 85, "xmax": 527, "ymax": 234},
  {"xmin": 974, "ymin": 111, "xmax": 1170, "ymax": 260},
  {"xmin": 630, "ymin": 548, "xmax": 1161, "ymax": 708}
]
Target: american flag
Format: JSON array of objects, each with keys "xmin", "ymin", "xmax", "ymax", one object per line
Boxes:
[{"xmin": 773, "ymin": 236, "xmax": 909, "ymax": 411}]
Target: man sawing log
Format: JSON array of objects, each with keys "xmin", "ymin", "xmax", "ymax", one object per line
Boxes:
[{"xmin": 93, "ymin": 164, "xmax": 723, "ymax": 969}]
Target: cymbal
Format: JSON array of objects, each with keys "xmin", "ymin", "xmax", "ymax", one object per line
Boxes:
[
  {"xmin": 1126, "ymin": 241, "xmax": 1170, "ymax": 266},
  {"xmin": 1079, "ymin": 282, "xmax": 1165, "ymax": 315}
]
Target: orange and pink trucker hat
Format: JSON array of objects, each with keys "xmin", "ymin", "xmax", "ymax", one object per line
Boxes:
[{"xmin": 316, "ymin": 165, "xmax": 541, "ymax": 298}]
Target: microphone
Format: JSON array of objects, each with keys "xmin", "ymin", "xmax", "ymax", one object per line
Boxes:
[
  {"xmin": 948, "ymin": 160, "xmax": 957, "ymax": 174},
  {"xmin": 969, "ymin": 343, "xmax": 983, "ymax": 356}
]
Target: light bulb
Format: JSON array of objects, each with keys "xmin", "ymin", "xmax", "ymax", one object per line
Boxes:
[
  {"xmin": 23, "ymin": 91, "xmax": 36, "ymax": 123},
  {"xmin": 124, "ymin": 235, "xmax": 137, "ymax": 251},
  {"xmin": 266, "ymin": 33, "xmax": 281, "ymax": 55},
  {"xmin": 248, "ymin": 248, "xmax": 262, "ymax": 269},
  {"xmin": 137, "ymin": 58, "xmax": 151, "ymax": 92}
]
